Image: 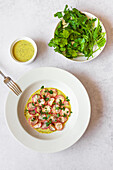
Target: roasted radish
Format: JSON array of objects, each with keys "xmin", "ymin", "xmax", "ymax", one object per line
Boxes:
[
  {"xmin": 55, "ymin": 122, "xmax": 63, "ymax": 131},
  {"xmin": 27, "ymin": 102, "xmax": 35, "ymax": 111},
  {"xmin": 32, "ymin": 94, "xmax": 41, "ymax": 103}
]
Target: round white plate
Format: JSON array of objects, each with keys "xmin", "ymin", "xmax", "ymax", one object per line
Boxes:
[
  {"xmin": 55, "ymin": 12, "xmax": 107, "ymax": 63},
  {"xmin": 5, "ymin": 67, "xmax": 91, "ymax": 153}
]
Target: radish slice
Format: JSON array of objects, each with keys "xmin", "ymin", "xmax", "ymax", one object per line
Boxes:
[
  {"xmin": 42, "ymin": 105, "xmax": 51, "ymax": 113},
  {"xmin": 27, "ymin": 102, "xmax": 35, "ymax": 111},
  {"xmin": 63, "ymin": 101, "xmax": 69, "ymax": 106},
  {"xmin": 40, "ymin": 88, "xmax": 48, "ymax": 98},
  {"xmin": 55, "ymin": 122, "xmax": 63, "ymax": 131},
  {"xmin": 32, "ymin": 94, "xmax": 41, "ymax": 103},
  {"xmin": 39, "ymin": 114, "xmax": 47, "ymax": 121},
  {"xmin": 33, "ymin": 122, "xmax": 42, "ymax": 129},
  {"xmin": 49, "ymin": 124, "xmax": 56, "ymax": 131},
  {"xmin": 55, "ymin": 95, "xmax": 65, "ymax": 104},
  {"xmin": 35, "ymin": 106, "xmax": 41, "ymax": 113},
  {"xmin": 28, "ymin": 110, "xmax": 36, "ymax": 115},
  {"xmin": 52, "ymin": 104, "xmax": 61, "ymax": 114},
  {"xmin": 28, "ymin": 116, "xmax": 38, "ymax": 126},
  {"xmin": 48, "ymin": 89, "xmax": 58, "ymax": 97},
  {"xmin": 48, "ymin": 115, "xmax": 57, "ymax": 123},
  {"xmin": 61, "ymin": 108, "xmax": 70, "ymax": 116},
  {"xmin": 48, "ymin": 98, "xmax": 55, "ymax": 106},
  {"xmin": 37, "ymin": 98, "xmax": 45, "ymax": 106},
  {"xmin": 58, "ymin": 116, "xmax": 67, "ymax": 123},
  {"xmin": 41, "ymin": 122, "xmax": 49, "ymax": 129}
]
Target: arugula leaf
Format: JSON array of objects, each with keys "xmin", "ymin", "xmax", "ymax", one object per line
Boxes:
[{"xmin": 54, "ymin": 12, "xmax": 63, "ymax": 18}]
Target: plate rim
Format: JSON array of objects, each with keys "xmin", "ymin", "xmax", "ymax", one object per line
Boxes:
[{"xmin": 5, "ymin": 67, "xmax": 91, "ymax": 153}]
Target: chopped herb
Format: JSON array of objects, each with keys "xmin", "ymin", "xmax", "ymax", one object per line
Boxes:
[
  {"xmin": 55, "ymin": 119, "xmax": 57, "ymax": 122},
  {"xmin": 49, "ymin": 90, "xmax": 53, "ymax": 94},
  {"xmin": 40, "ymin": 110, "xmax": 44, "ymax": 114},
  {"xmin": 31, "ymin": 117, "xmax": 35, "ymax": 121},
  {"xmin": 38, "ymin": 99, "xmax": 41, "ymax": 103},
  {"xmin": 67, "ymin": 111, "xmax": 69, "ymax": 113},
  {"xmin": 62, "ymin": 107, "xmax": 65, "ymax": 111},
  {"xmin": 53, "ymin": 102, "xmax": 56, "ymax": 105},
  {"xmin": 45, "ymin": 98, "xmax": 49, "ymax": 101},
  {"xmin": 44, "ymin": 90, "xmax": 48, "ymax": 92},
  {"xmin": 32, "ymin": 102, "xmax": 35, "ymax": 106},
  {"xmin": 43, "ymin": 117, "xmax": 47, "ymax": 120},
  {"xmin": 41, "ymin": 104, "xmax": 45, "ymax": 108},
  {"xmin": 45, "ymin": 111, "xmax": 49, "ymax": 115},
  {"xmin": 55, "ymin": 107, "xmax": 60, "ymax": 110},
  {"xmin": 25, "ymin": 109, "xmax": 29, "ymax": 112},
  {"xmin": 43, "ymin": 95, "xmax": 46, "ymax": 98},
  {"xmin": 66, "ymin": 96, "xmax": 70, "ymax": 101},
  {"xmin": 41, "ymin": 86, "xmax": 44, "ymax": 89},
  {"xmin": 46, "ymin": 119, "xmax": 52, "ymax": 126},
  {"xmin": 64, "ymin": 114, "xmax": 67, "ymax": 117},
  {"xmin": 71, "ymin": 111, "xmax": 72, "ymax": 113},
  {"xmin": 57, "ymin": 113, "xmax": 60, "ymax": 117}
]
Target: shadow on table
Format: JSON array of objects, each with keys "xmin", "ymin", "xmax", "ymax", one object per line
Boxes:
[
  {"xmin": 33, "ymin": 39, "xmax": 48, "ymax": 61},
  {"xmin": 62, "ymin": 73, "xmax": 104, "ymax": 153}
]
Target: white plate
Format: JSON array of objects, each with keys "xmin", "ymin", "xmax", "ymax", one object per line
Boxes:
[
  {"xmin": 5, "ymin": 67, "xmax": 91, "ymax": 153},
  {"xmin": 55, "ymin": 12, "xmax": 107, "ymax": 63}
]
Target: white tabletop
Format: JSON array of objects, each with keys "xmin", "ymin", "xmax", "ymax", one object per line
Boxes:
[{"xmin": 0, "ymin": 0, "xmax": 113, "ymax": 169}]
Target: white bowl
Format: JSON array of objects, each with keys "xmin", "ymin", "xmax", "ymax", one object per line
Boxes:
[
  {"xmin": 54, "ymin": 12, "xmax": 107, "ymax": 63},
  {"xmin": 10, "ymin": 37, "xmax": 37, "ymax": 64}
]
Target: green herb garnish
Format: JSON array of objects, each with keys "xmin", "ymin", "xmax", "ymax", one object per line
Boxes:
[
  {"xmin": 48, "ymin": 5, "xmax": 106, "ymax": 59},
  {"xmin": 66, "ymin": 96, "xmax": 70, "ymax": 101},
  {"xmin": 31, "ymin": 117, "xmax": 35, "ymax": 121},
  {"xmin": 46, "ymin": 119, "xmax": 52, "ymax": 126},
  {"xmin": 62, "ymin": 107, "xmax": 65, "ymax": 111},
  {"xmin": 41, "ymin": 104, "xmax": 45, "ymax": 108},
  {"xmin": 55, "ymin": 107, "xmax": 60, "ymax": 110},
  {"xmin": 64, "ymin": 114, "xmax": 67, "ymax": 117},
  {"xmin": 41, "ymin": 86, "xmax": 44, "ymax": 89},
  {"xmin": 32, "ymin": 102, "xmax": 35, "ymax": 106},
  {"xmin": 44, "ymin": 90, "xmax": 48, "ymax": 92},
  {"xmin": 57, "ymin": 113, "xmax": 60, "ymax": 117},
  {"xmin": 43, "ymin": 95, "xmax": 46, "ymax": 98},
  {"xmin": 45, "ymin": 98, "xmax": 49, "ymax": 101},
  {"xmin": 38, "ymin": 99, "xmax": 41, "ymax": 103},
  {"xmin": 53, "ymin": 102, "xmax": 56, "ymax": 105},
  {"xmin": 43, "ymin": 117, "xmax": 47, "ymax": 120},
  {"xmin": 49, "ymin": 90, "xmax": 53, "ymax": 94}
]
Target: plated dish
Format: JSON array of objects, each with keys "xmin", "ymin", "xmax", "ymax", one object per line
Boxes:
[
  {"xmin": 5, "ymin": 67, "xmax": 91, "ymax": 153},
  {"xmin": 24, "ymin": 86, "xmax": 72, "ymax": 133},
  {"xmin": 48, "ymin": 5, "xmax": 106, "ymax": 62}
]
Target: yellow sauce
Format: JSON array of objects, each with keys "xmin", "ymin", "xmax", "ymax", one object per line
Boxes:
[
  {"xmin": 13, "ymin": 40, "xmax": 34, "ymax": 62},
  {"xmin": 24, "ymin": 88, "xmax": 72, "ymax": 134}
]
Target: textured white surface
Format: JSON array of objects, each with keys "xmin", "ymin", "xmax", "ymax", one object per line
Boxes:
[{"xmin": 0, "ymin": 0, "xmax": 113, "ymax": 170}]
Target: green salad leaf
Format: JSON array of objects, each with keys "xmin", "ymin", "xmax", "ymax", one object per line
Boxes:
[{"xmin": 48, "ymin": 5, "xmax": 106, "ymax": 59}]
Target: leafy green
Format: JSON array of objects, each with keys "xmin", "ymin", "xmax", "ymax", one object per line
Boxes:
[
  {"xmin": 41, "ymin": 86, "xmax": 44, "ymax": 89},
  {"xmin": 48, "ymin": 5, "xmax": 106, "ymax": 59}
]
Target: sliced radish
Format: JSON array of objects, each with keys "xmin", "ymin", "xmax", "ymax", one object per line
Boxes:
[
  {"xmin": 40, "ymin": 88, "xmax": 48, "ymax": 98},
  {"xmin": 58, "ymin": 116, "xmax": 67, "ymax": 123},
  {"xmin": 42, "ymin": 105, "xmax": 51, "ymax": 113},
  {"xmin": 28, "ymin": 110, "xmax": 36, "ymax": 115},
  {"xmin": 38, "ymin": 114, "xmax": 47, "ymax": 121},
  {"xmin": 28, "ymin": 116, "xmax": 38, "ymax": 126},
  {"xmin": 35, "ymin": 106, "xmax": 41, "ymax": 113},
  {"xmin": 32, "ymin": 94, "xmax": 41, "ymax": 103},
  {"xmin": 48, "ymin": 97, "xmax": 55, "ymax": 106},
  {"xmin": 33, "ymin": 122, "xmax": 42, "ymax": 129},
  {"xmin": 55, "ymin": 95, "xmax": 65, "ymax": 104},
  {"xmin": 27, "ymin": 102, "xmax": 35, "ymax": 111},
  {"xmin": 61, "ymin": 107, "xmax": 70, "ymax": 116},
  {"xmin": 41, "ymin": 122, "xmax": 49, "ymax": 129},
  {"xmin": 48, "ymin": 89, "xmax": 58, "ymax": 97},
  {"xmin": 48, "ymin": 115, "xmax": 57, "ymax": 123},
  {"xmin": 55, "ymin": 122, "xmax": 63, "ymax": 131},
  {"xmin": 37, "ymin": 98, "xmax": 45, "ymax": 106},
  {"xmin": 49, "ymin": 124, "xmax": 56, "ymax": 131},
  {"xmin": 52, "ymin": 104, "xmax": 61, "ymax": 114},
  {"xmin": 63, "ymin": 101, "xmax": 69, "ymax": 106}
]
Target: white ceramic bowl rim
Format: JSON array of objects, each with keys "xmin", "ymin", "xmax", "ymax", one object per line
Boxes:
[{"xmin": 10, "ymin": 37, "xmax": 37, "ymax": 64}]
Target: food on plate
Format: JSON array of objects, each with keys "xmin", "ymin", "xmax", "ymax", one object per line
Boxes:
[
  {"xmin": 24, "ymin": 86, "xmax": 72, "ymax": 134},
  {"xmin": 48, "ymin": 5, "xmax": 106, "ymax": 60},
  {"xmin": 13, "ymin": 40, "xmax": 34, "ymax": 62}
]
